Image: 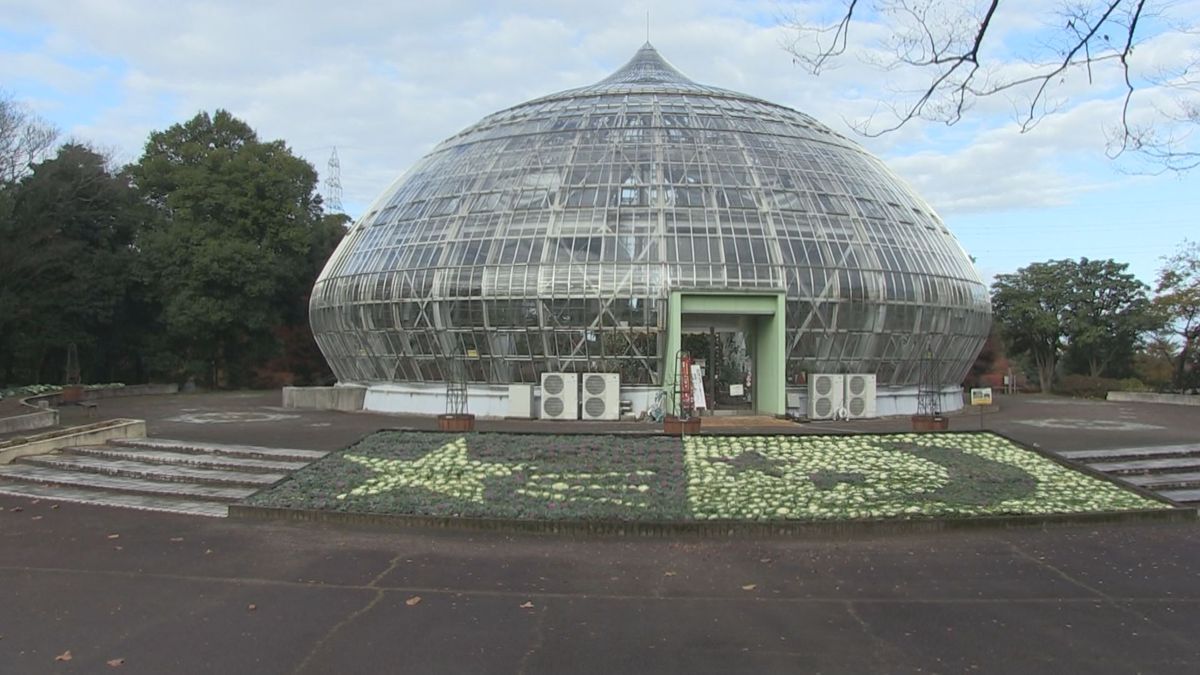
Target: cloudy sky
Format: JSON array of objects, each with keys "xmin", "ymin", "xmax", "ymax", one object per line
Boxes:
[{"xmin": 2, "ymin": 0, "xmax": 1197, "ymax": 286}]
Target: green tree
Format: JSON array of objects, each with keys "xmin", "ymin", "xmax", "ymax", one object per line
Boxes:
[
  {"xmin": 1064, "ymin": 258, "xmax": 1157, "ymax": 378},
  {"xmin": 1154, "ymin": 240, "xmax": 1200, "ymax": 390},
  {"xmin": 1134, "ymin": 335, "xmax": 1178, "ymax": 391},
  {"xmin": 128, "ymin": 110, "xmax": 328, "ymax": 387},
  {"xmin": 0, "ymin": 144, "xmax": 147, "ymax": 383},
  {"xmin": 991, "ymin": 261, "xmax": 1077, "ymax": 393}
]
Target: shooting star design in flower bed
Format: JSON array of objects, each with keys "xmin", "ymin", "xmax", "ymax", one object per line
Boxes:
[{"xmin": 244, "ymin": 431, "xmax": 1165, "ymax": 523}]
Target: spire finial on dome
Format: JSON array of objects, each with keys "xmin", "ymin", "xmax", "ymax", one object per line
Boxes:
[{"xmin": 597, "ymin": 42, "xmax": 695, "ymax": 87}]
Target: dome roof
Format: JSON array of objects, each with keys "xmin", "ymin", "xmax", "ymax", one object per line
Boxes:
[{"xmin": 311, "ymin": 44, "xmax": 991, "ymax": 387}]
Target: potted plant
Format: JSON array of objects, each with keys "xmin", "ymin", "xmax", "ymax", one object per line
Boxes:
[
  {"xmin": 910, "ymin": 414, "xmax": 949, "ymax": 431},
  {"xmin": 663, "ymin": 415, "xmax": 701, "ymax": 435},
  {"xmin": 437, "ymin": 413, "xmax": 476, "ymax": 432}
]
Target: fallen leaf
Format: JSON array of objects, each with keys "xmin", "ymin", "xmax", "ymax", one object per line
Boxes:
[
  {"xmin": 664, "ymin": 571, "xmax": 677, "ymax": 577},
  {"xmin": 759, "ymin": 558, "xmax": 772, "ymax": 564},
  {"xmin": 107, "ymin": 534, "xmax": 120, "ymax": 540},
  {"xmin": 50, "ymin": 504, "xmax": 59, "ymax": 510},
  {"xmin": 169, "ymin": 537, "xmax": 184, "ymax": 542},
  {"xmin": 9, "ymin": 507, "xmax": 23, "ymax": 513},
  {"xmin": 31, "ymin": 515, "xmax": 43, "ymax": 521},
  {"xmin": 405, "ymin": 596, "xmax": 422, "ymax": 606},
  {"xmin": 519, "ymin": 601, "xmax": 534, "ymax": 609},
  {"xmin": 205, "ymin": 549, "xmax": 213, "ymax": 555},
  {"xmin": 247, "ymin": 604, "xmax": 257, "ymax": 611},
  {"xmin": 741, "ymin": 584, "xmax": 757, "ymax": 591},
  {"xmin": 55, "ymin": 650, "xmax": 72, "ymax": 662},
  {"xmin": 112, "ymin": 546, "xmax": 123, "ymax": 551},
  {"xmin": 107, "ymin": 657, "xmax": 126, "ymax": 668}
]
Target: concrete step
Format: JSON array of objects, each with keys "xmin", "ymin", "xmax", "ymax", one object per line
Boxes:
[
  {"xmin": 1087, "ymin": 457, "xmax": 1200, "ymax": 475},
  {"xmin": 68, "ymin": 445, "xmax": 308, "ymax": 473},
  {"xmin": 0, "ymin": 481, "xmax": 227, "ymax": 517},
  {"xmin": 1158, "ymin": 487, "xmax": 1200, "ymax": 504},
  {"xmin": 1061, "ymin": 445, "xmax": 1200, "ymax": 462},
  {"xmin": 1124, "ymin": 471, "xmax": 1200, "ymax": 490},
  {"xmin": 109, "ymin": 438, "xmax": 326, "ymax": 462},
  {"xmin": 21, "ymin": 453, "xmax": 285, "ymax": 487},
  {"xmin": 0, "ymin": 464, "xmax": 258, "ymax": 502}
]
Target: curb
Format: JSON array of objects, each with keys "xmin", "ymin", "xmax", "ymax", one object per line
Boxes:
[{"xmin": 229, "ymin": 503, "xmax": 1196, "ymax": 538}]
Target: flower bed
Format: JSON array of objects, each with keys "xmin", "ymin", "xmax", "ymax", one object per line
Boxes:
[
  {"xmin": 245, "ymin": 431, "xmax": 1164, "ymax": 523},
  {"xmin": 0, "ymin": 383, "xmax": 125, "ymax": 401},
  {"xmin": 250, "ymin": 432, "xmax": 688, "ymax": 521}
]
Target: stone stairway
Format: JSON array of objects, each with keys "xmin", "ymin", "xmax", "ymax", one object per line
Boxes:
[
  {"xmin": 0, "ymin": 438, "xmax": 326, "ymax": 517},
  {"xmin": 1059, "ymin": 444, "xmax": 1200, "ymax": 505}
]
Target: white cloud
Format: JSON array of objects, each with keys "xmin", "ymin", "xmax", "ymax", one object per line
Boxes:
[{"xmin": 1, "ymin": 0, "xmax": 1194, "ymax": 232}]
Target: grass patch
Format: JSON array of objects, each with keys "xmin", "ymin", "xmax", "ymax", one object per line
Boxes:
[{"xmin": 246, "ymin": 431, "xmax": 1165, "ymax": 523}]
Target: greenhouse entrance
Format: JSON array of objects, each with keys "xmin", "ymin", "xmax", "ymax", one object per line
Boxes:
[{"xmin": 664, "ymin": 292, "xmax": 786, "ymax": 417}]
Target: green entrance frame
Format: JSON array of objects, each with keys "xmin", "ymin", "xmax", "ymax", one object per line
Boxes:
[{"xmin": 664, "ymin": 291, "xmax": 787, "ymax": 416}]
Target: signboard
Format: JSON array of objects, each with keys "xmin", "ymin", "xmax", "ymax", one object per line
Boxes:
[
  {"xmin": 690, "ymin": 363, "xmax": 707, "ymax": 410},
  {"xmin": 729, "ymin": 383, "xmax": 744, "ymax": 397},
  {"xmin": 970, "ymin": 388, "xmax": 993, "ymax": 406}
]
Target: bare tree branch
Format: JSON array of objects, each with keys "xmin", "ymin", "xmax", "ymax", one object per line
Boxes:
[
  {"xmin": 0, "ymin": 90, "xmax": 58, "ymax": 184},
  {"xmin": 781, "ymin": 1, "xmax": 1198, "ymax": 172}
]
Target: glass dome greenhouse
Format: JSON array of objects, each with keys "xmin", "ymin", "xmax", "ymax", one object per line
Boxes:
[{"xmin": 310, "ymin": 43, "xmax": 991, "ymax": 413}]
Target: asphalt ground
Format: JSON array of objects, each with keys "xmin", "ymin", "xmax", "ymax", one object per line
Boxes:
[{"xmin": 2, "ymin": 391, "xmax": 1199, "ymax": 674}]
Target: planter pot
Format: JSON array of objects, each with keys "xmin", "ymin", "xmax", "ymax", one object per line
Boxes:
[
  {"xmin": 60, "ymin": 385, "xmax": 84, "ymax": 404},
  {"xmin": 911, "ymin": 414, "xmax": 949, "ymax": 432},
  {"xmin": 437, "ymin": 414, "xmax": 475, "ymax": 432},
  {"xmin": 663, "ymin": 416, "xmax": 701, "ymax": 436}
]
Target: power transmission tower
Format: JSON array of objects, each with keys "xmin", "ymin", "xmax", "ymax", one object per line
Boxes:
[{"xmin": 324, "ymin": 147, "xmax": 343, "ymax": 213}]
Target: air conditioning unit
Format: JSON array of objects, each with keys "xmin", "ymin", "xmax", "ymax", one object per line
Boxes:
[
  {"xmin": 507, "ymin": 384, "xmax": 535, "ymax": 419},
  {"xmin": 843, "ymin": 374, "xmax": 877, "ymax": 419},
  {"xmin": 540, "ymin": 372, "xmax": 578, "ymax": 420},
  {"xmin": 808, "ymin": 374, "xmax": 844, "ymax": 420},
  {"xmin": 580, "ymin": 373, "xmax": 620, "ymax": 421}
]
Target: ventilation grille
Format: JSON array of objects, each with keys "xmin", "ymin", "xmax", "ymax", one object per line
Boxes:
[
  {"xmin": 849, "ymin": 376, "xmax": 866, "ymax": 396},
  {"xmin": 584, "ymin": 374, "xmax": 608, "ymax": 396},
  {"xmin": 584, "ymin": 397, "xmax": 606, "ymax": 418},
  {"xmin": 848, "ymin": 397, "xmax": 865, "ymax": 417},
  {"xmin": 815, "ymin": 375, "xmax": 834, "ymax": 396}
]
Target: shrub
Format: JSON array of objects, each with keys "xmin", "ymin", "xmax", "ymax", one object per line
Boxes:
[{"xmin": 1053, "ymin": 374, "xmax": 1128, "ymax": 399}]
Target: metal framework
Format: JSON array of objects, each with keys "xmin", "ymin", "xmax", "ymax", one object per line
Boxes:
[{"xmin": 310, "ymin": 43, "xmax": 991, "ymax": 388}]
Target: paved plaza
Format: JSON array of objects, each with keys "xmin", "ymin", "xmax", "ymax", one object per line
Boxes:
[{"xmin": 1, "ymin": 391, "xmax": 1199, "ymax": 673}]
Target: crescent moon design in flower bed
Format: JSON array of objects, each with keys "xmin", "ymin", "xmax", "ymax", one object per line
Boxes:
[{"xmin": 243, "ymin": 432, "xmax": 1164, "ymax": 522}]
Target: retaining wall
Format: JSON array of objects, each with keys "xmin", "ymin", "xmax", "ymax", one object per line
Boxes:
[
  {"xmin": 0, "ymin": 418, "xmax": 146, "ymax": 464},
  {"xmin": 282, "ymin": 385, "xmax": 367, "ymax": 411},
  {"xmin": 0, "ymin": 408, "xmax": 59, "ymax": 435},
  {"xmin": 1106, "ymin": 391, "xmax": 1200, "ymax": 407}
]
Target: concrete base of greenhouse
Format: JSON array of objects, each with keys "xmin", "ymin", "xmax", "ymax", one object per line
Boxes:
[
  {"xmin": 357, "ymin": 383, "xmax": 661, "ymax": 418},
  {"xmin": 323, "ymin": 382, "xmax": 966, "ymax": 419},
  {"xmin": 282, "ymin": 385, "xmax": 367, "ymax": 411}
]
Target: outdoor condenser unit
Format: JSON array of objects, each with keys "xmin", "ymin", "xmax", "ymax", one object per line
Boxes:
[
  {"xmin": 539, "ymin": 372, "xmax": 579, "ymax": 420},
  {"xmin": 843, "ymin": 374, "xmax": 877, "ymax": 419},
  {"xmin": 579, "ymin": 373, "xmax": 620, "ymax": 421},
  {"xmin": 807, "ymin": 374, "xmax": 844, "ymax": 420}
]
